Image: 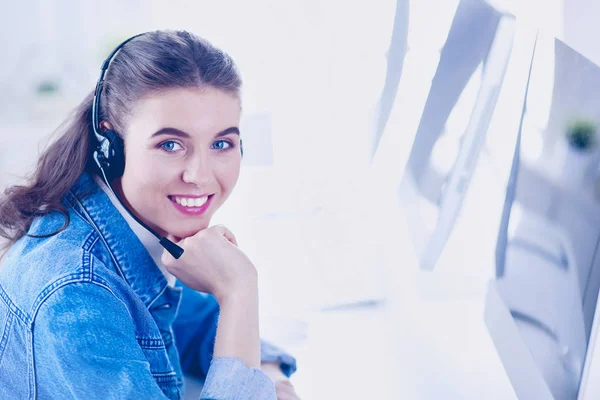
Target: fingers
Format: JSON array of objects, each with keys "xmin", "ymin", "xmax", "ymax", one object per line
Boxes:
[
  {"xmin": 212, "ymin": 224, "xmax": 238, "ymax": 246},
  {"xmin": 161, "ymin": 234, "xmax": 182, "ymax": 266},
  {"xmin": 160, "ymin": 226, "xmax": 238, "ymax": 271},
  {"xmin": 161, "ymin": 246, "xmax": 176, "ymax": 267}
]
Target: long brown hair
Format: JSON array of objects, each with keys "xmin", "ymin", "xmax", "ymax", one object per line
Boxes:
[{"xmin": 0, "ymin": 30, "xmax": 242, "ymax": 251}]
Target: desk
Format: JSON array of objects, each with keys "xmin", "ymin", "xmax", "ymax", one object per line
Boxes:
[
  {"xmin": 186, "ymin": 200, "xmax": 519, "ymax": 399},
  {"xmin": 232, "ymin": 203, "xmax": 518, "ymax": 399}
]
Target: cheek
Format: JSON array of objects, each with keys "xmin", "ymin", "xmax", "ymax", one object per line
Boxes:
[
  {"xmin": 124, "ymin": 151, "xmax": 176, "ymax": 200},
  {"xmin": 216, "ymin": 160, "xmax": 241, "ymax": 195},
  {"xmin": 128, "ymin": 148, "xmax": 177, "ymax": 178}
]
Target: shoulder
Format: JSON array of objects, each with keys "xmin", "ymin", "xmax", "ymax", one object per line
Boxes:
[
  {"xmin": 0, "ymin": 211, "xmax": 128, "ymax": 326},
  {"xmin": 33, "ymin": 280, "xmax": 136, "ymax": 341}
]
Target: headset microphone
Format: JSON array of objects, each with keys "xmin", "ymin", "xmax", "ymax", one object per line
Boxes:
[{"xmin": 91, "ymin": 33, "xmax": 184, "ymax": 259}]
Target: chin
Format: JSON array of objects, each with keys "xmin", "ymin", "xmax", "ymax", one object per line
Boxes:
[{"xmin": 170, "ymin": 224, "xmax": 210, "ymax": 240}]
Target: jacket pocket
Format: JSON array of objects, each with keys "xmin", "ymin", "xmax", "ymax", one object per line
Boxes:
[{"xmin": 137, "ymin": 337, "xmax": 181, "ymax": 400}]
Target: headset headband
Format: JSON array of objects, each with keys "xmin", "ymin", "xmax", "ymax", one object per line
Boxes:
[{"xmin": 91, "ymin": 33, "xmax": 145, "ymax": 139}]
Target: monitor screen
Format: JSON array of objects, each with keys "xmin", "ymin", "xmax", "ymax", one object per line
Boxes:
[
  {"xmin": 399, "ymin": 0, "xmax": 516, "ymax": 271},
  {"xmin": 486, "ymin": 32, "xmax": 600, "ymax": 400}
]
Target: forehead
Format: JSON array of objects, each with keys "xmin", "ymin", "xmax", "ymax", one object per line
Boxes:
[{"xmin": 127, "ymin": 87, "xmax": 241, "ymax": 137}]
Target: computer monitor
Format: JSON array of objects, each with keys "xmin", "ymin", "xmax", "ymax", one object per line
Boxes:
[
  {"xmin": 485, "ymin": 32, "xmax": 600, "ymax": 400},
  {"xmin": 399, "ymin": 0, "xmax": 516, "ymax": 271}
]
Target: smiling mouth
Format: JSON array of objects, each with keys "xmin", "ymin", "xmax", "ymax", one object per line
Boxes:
[
  {"xmin": 167, "ymin": 194, "xmax": 213, "ymax": 208},
  {"xmin": 167, "ymin": 194, "xmax": 214, "ymax": 217}
]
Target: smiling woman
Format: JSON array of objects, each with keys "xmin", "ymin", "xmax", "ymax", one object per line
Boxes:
[{"xmin": 0, "ymin": 30, "xmax": 297, "ymax": 400}]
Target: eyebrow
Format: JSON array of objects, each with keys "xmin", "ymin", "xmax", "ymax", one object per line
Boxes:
[{"xmin": 150, "ymin": 126, "xmax": 240, "ymax": 139}]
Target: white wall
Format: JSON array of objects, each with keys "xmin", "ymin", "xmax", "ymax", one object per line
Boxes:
[{"xmin": 563, "ymin": 0, "xmax": 600, "ymax": 67}]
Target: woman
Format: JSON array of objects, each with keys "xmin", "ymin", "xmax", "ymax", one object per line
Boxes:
[{"xmin": 0, "ymin": 30, "xmax": 299, "ymax": 400}]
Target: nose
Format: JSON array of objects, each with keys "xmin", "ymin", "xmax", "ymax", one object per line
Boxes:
[{"xmin": 182, "ymin": 151, "xmax": 214, "ymax": 187}]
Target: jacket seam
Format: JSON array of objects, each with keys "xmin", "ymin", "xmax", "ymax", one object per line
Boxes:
[
  {"xmin": 0, "ymin": 284, "xmax": 29, "ymax": 326},
  {"xmin": 0, "ymin": 311, "xmax": 13, "ymax": 365},
  {"xmin": 136, "ymin": 337, "xmax": 166, "ymax": 349},
  {"xmin": 152, "ymin": 372, "xmax": 178, "ymax": 383},
  {"xmin": 29, "ymin": 276, "xmax": 131, "ymax": 330},
  {"xmin": 28, "ymin": 280, "xmax": 135, "ymax": 399},
  {"xmin": 0, "ymin": 233, "xmax": 100, "ymax": 329},
  {"xmin": 29, "ymin": 236, "xmax": 98, "ymax": 324},
  {"xmin": 66, "ymin": 190, "xmax": 127, "ymax": 283},
  {"xmin": 81, "ymin": 234, "xmax": 99, "ymax": 282},
  {"xmin": 63, "ymin": 193, "xmax": 89, "ymax": 227},
  {"xmin": 88, "ymin": 254, "xmax": 135, "ymax": 322},
  {"xmin": 147, "ymin": 282, "xmax": 170, "ymax": 310},
  {"xmin": 28, "ymin": 328, "xmax": 35, "ymax": 400}
]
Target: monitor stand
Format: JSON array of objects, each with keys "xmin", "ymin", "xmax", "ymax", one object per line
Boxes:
[{"xmin": 485, "ymin": 280, "xmax": 557, "ymax": 399}]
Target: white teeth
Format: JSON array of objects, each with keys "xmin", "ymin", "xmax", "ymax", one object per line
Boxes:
[{"xmin": 174, "ymin": 196, "xmax": 208, "ymax": 208}]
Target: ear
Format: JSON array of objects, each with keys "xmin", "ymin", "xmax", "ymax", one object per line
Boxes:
[{"xmin": 99, "ymin": 121, "xmax": 114, "ymax": 131}]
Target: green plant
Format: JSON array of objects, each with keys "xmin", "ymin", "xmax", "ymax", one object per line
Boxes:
[
  {"xmin": 566, "ymin": 119, "xmax": 597, "ymax": 151},
  {"xmin": 35, "ymin": 80, "xmax": 59, "ymax": 96}
]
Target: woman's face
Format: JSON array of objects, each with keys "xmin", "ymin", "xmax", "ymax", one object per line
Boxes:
[{"xmin": 113, "ymin": 86, "xmax": 242, "ymax": 239}]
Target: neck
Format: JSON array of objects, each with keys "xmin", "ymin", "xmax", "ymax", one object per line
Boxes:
[{"xmin": 103, "ymin": 176, "xmax": 167, "ymax": 239}]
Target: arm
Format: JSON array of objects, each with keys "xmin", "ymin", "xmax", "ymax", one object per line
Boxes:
[
  {"xmin": 33, "ymin": 282, "xmax": 173, "ymax": 399},
  {"xmin": 202, "ymin": 284, "xmax": 276, "ymax": 399},
  {"xmin": 173, "ymin": 283, "xmax": 298, "ymax": 379},
  {"xmin": 34, "ymin": 281, "xmax": 275, "ymax": 400}
]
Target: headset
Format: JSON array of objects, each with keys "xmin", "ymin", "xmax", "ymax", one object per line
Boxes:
[{"xmin": 91, "ymin": 33, "xmax": 186, "ymax": 258}]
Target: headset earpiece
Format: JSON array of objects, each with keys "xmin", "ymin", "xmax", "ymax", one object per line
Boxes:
[
  {"xmin": 95, "ymin": 129, "xmax": 125, "ymax": 181},
  {"xmin": 92, "ymin": 34, "xmax": 143, "ymax": 182}
]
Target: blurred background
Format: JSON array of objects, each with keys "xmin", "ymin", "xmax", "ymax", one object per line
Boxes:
[{"xmin": 3, "ymin": 0, "xmax": 600, "ymax": 399}]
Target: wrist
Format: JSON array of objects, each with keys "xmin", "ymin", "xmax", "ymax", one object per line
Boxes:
[
  {"xmin": 215, "ymin": 278, "xmax": 258, "ymax": 307},
  {"xmin": 261, "ymin": 362, "xmax": 287, "ymax": 382},
  {"xmin": 213, "ymin": 283, "xmax": 261, "ymax": 368}
]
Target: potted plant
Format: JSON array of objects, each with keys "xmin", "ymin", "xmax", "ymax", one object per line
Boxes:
[
  {"xmin": 566, "ymin": 120, "xmax": 597, "ymax": 151},
  {"xmin": 562, "ymin": 119, "xmax": 598, "ymax": 184},
  {"xmin": 31, "ymin": 79, "xmax": 62, "ymax": 120}
]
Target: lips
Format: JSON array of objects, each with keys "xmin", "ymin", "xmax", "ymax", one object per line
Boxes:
[{"xmin": 168, "ymin": 194, "xmax": 214, "ymax": 216}]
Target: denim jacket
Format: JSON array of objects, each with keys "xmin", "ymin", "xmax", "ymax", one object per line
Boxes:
[{"xmin": 0, "ymin": 172, "xmax": 296, "ymax": 399}]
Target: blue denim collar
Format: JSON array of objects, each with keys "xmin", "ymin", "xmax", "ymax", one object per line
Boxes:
[
  {"xmin": 67, "ymin": 172, "xmax": 169, "ymax": 307},
  {"xmin": 93, "ymin": 175, "xmax": 178, "ymax": 288}
]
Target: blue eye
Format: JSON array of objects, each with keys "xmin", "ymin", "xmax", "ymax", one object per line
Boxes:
[
  {"xmin": 212, "ymin": 140, "xmax": 233, "ymax": 151},
  {"xmin": 160, "ymin": 141, "xmax": 183, "ymax": 152}
]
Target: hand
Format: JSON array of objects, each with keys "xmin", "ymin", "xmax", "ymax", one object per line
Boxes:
[
  {"xmin": 261, "ymin": 363, "xmax": 301, "ymax": 400},
  {"xmin": 161, "ymin": 225, "xmax": 258, "ymax": 303}
]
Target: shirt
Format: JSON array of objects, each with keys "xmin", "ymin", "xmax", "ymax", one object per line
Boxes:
[{"xmin": 0, "ymin": 171, "xmax": 297, "ymax": 399}]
